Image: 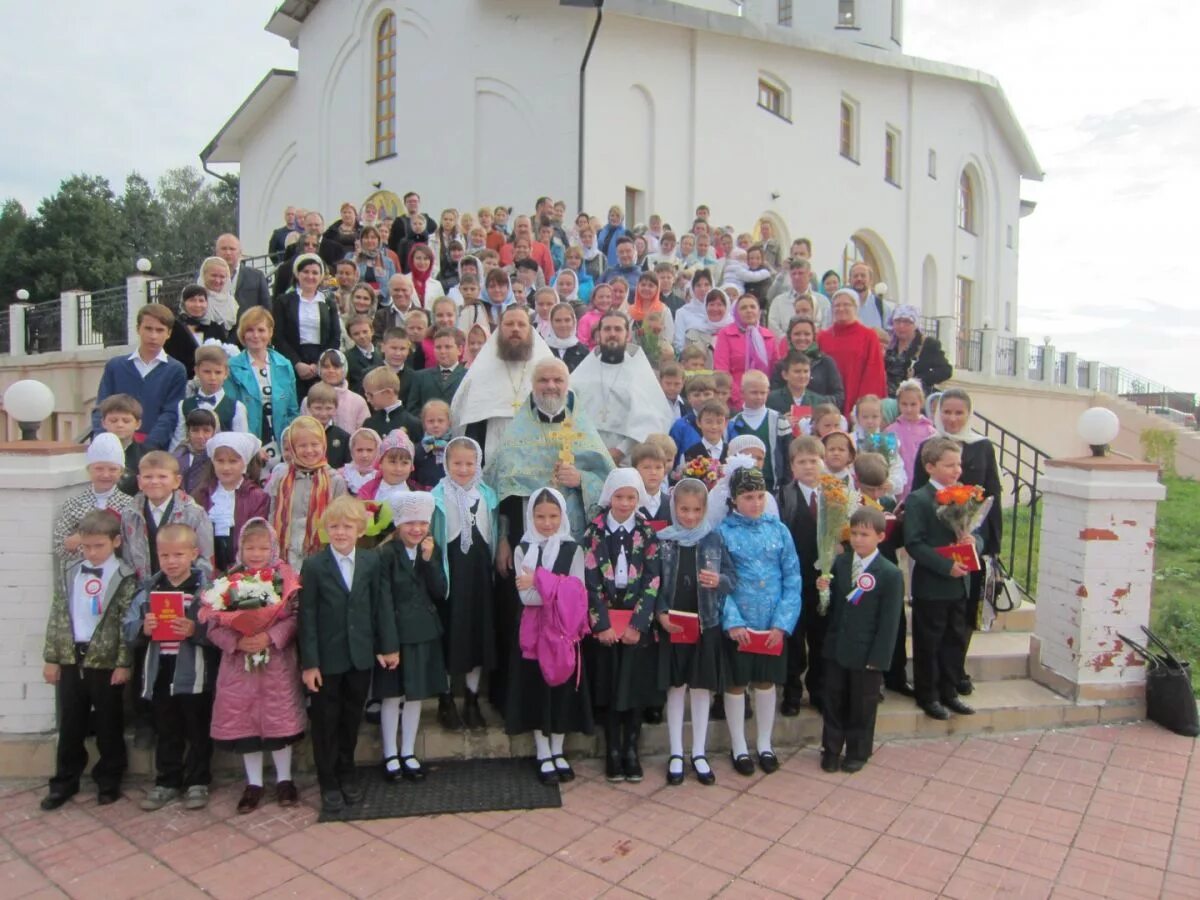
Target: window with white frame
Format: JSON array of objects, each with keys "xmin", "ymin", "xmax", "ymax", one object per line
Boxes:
[
  {"xmin": 958, "ymin": 169, "xmax": 977, "ymax": 234},
  {"xmin": 928, "ymin": 148, "xmax": 937, "ymax": 179},
  {"xmin": 885, "ymin": 127, "xmax": 901, "ymax": 186},
  {"xmin": 839, "ymin": 96, "xmax": 859, "ymax": 161}
]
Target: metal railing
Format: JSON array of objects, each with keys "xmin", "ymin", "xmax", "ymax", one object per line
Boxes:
[
  {"xmin": 973, "ymin": 410, "xmax": 1049, "ymax": 600},
  {"xmin": 1053, "ymin": 352, "xmax": 1069, "ymax": 385},
  {"xmin": 24, "ymin": 300, "xmax": 62, "ymax": 354},
  {"xmin": 146, "ymin": 254, "xmax": 277, "ymax": 314},
  {"xmin": 77, "ymin": 286, "xmax": 129, "ymax": 349},
  {"xmin": 919, "ymin": 316, "xmax": 940, "ymax": 341},
  {"xmin": 1076, "ymin": 359, "xmax": 1091, "ymax": 391},
  {"xmin": 1096, "ymin": 365, "xmax": 1194, "ymax": 410},
  {"xmin": 955, "ymin": 329, "xmax": 983, "ymax": 371},
  {"xmin": 0, "ymin": 308, "xmax": 8, "ymax": 354},
  {"xmin": 1028, "ymin": 345, "xmax": 1045, "ymax": 381},
  {"xmin": 995, "ymin": 336, "xmax": 1017, "ymax": 376}
]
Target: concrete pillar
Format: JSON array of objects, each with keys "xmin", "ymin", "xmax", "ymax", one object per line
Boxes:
[
  {"xmin": 1040, "ymin": 343, "xmax": 1056, "ymax": 383},
  {"xmin": 1085, "ymin": 361, "xmax": 1100, "ymax": 392},
  {"xmin": 60, "ymin": 292, "xmax": 82, "ymax": 353},
  {"xmin": 1064, "ymin": 351, "xmax": 1079, "ymax": 389},
  {"xmin": 125, "ymin": 275, "xmax": 151, "ymax": 345},
  {"xmin": 979, "ymin": 328, "xmax": 998, "ymax": 378},
  {"xmin": 1030, "ymin": 456, "xmax": 1166, "ymax": 704},
  {"xmin": 934, "ymin": 315, "xmax": 956, "ymax": 351},
  {"xmin": 0, "ymin": 442, "xmax": 91, "ymax": 734},
  {"xmin": 1014, "ymin": 337, "xmax": 1031, "ymax": 382},
  {"xmin": 8, "ymin": 304, "xmax": 30, "ymax": 357}
]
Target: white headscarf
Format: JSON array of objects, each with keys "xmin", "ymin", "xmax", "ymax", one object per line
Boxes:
[
  {"xmin": 201, "ymin": 256, "xmax": 239, "ymax": 330},
  {"xmin": 86, "ymin": 433, "xmax": 125, "ymax": 467},
  {"xmin": 519, "ymin": 487, "xmax": 573, "ymax": 572},
  {"xmin": 727, "ymin": 434, "xmax": 766, "ymax": 459},
  {"xmin": 930, "ymin": 390, "xmax": 986, "ymax": 444},
  {"xmin": 599, "ymin": 467, "xmax": 649, "ymax": 509},
  {"xmin": 441, "ymin": 436, "xmax": 484, "ymax": 553},
  {"xmin": 206, "ymin": 432, "xmax": 262, "ymax": 467},
  {"xmin": 394, "ymin": 490, "xmax": 435, "ymax": 525},
  {"xmin": 706, "ymin": 454, "xmax": 780, "ymax": 528}
]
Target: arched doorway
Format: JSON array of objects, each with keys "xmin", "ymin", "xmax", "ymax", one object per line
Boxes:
[
  {"xmin": 361, "ymin": 189, "xmax": 404, "ymax": 220},
  {"xmin": 754, "ymin": 211, "xmax": 790, "ymax": 258},
  {"xmin": 842, "ymin": 230, "xmax": 897, "ymax": 298}
]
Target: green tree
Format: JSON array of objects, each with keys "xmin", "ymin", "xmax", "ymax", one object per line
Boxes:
[
  {"xmin": 156, "ymin": 167, "xmax": 238, "ymax": 274},
  {"xmin": 117, "ymin": 172, "xmax": 167, "ymax": 264},
  {"xmin": 27, "ymin": 174, "xmax": 127, "ymax": 298},
  {"xmin": 0, "ymin": 199, "xmax": 35, "ymax": 306}
]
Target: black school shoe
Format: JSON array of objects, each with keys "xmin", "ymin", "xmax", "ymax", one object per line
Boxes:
[
  {"xmin": 666, "ymin": 755, "xmax": 685, "ymax": 787},
  {"xmin": 643, "ymin": 706, "xmax": 663, "ymax": 725},
  {"xmin": 605, "ymin": 748, "xmax": 624, "ymax": 782},
  {"xmin": 780, "ymin": 697, "xmax": 802, "ymax": 717},
  {"xmin": 691, "ymin": 757, "xmax": 717, "ymax": 786},
  {"xmin": 944, "ymin": 697, "xmax": 976, "ymax": 716},
  {"xmin": 731, "ymin": 752, "xmax": 756, "ymax": 777},
  {"xmin": 400, "ymin": 756, "xmax": 427, "ymax": 782},
  {"xmin": 920, "ymin": 701, "xmax": 951, "ymax": 720},
  {"xmin": 758, "ymin": 751, "xmax": 780, "ymax": 774},
  {"xmin": 97, "ymin": 789, "xmax": 121, "ymax": 806},
  {"xmin": 957, "ymin": 677, "xmax": 975, "ymax": 696},
  {"xmin": 438, "ymin": 694, "xmax": 465, "ymax": 731},
  {"xmin": 820, "ymin": 751, "xmax": 841, "ymax": 773},
  {"xmin": 840, "ymin": 757, "xmax": 866, "ymax": 773},
  {"xmin": 321, "ymin": 789, "xmax": 345, "ymax": 813},
  {"xmin": 341, "ymin": 779, "xmax": 365, "ymax": 805},
  {"xmin": 40, "ymin": 789, "xmax": 77, "ymax": 811}
]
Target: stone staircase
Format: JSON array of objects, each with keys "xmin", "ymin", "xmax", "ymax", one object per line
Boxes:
[{"xmin": 0, "ymin": 600, "xmax": 1145, "ymax": 778}]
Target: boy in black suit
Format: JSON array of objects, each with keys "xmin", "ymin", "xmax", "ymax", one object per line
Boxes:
[
  {"xmin": 361, "ymin": 366, "xmax": 423, "ymax": 442},
  {"xmin": 345, "ymin": 315, "xmax": 383, "ymax": 397},
  {"xmin": 777, "ymin": 435, "xmax": 825, "ymax": 715},
  {"xmin": 820, "ymin": 506, "xmax": 903, "ymax": 773},
  {"xmin": 406, "ymin": 327, "xmax": 466, "ymax": 410},
  {"xmin": 305, "ymin": 383, "xmax": 351, "ymax": 469},
  {"xmin": 299, "ymin": 496, "xmax": 400, "ymax": 813},
  {"xmin": 903, "ymin": 437, "xmax": 974, "ymax": 721},
  {"xmin": 681, "ymin": 401, "xmax": 729, "ymax": 465}
]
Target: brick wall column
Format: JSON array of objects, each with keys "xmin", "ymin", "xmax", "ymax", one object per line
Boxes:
[
  {"xmin": 1031, "ymin": 456, "xmax": 1166, "ymax": 702},
  {"xmin": 0, "ymin": 442, "xmax": 90, "ymax": 734}
]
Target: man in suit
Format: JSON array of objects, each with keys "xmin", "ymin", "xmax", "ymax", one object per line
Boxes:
[
  {"xmin": 405, "ymin": 327, "xmax": 466, "ymax": 412},
  {"xmin": 820, "ymin": 506, "xmax": 904, "ymax": 773},
  {"xmin": 215, "ymin": 234, "xmax": 270, "ymax": 321},
  {"xmin": 268, "ymin": 206, "xmax": 299, "ymax": 262},
  {"xmin": 298, "ymin": 497, "xmax": 398, "ymax": 813},
  {"xmin": 903, "ymin": 437, "xmax": 975, "ymax": 720},
  {"xmin": 776, "ymin": 435, "xmax": 826, "ymax": 715}
]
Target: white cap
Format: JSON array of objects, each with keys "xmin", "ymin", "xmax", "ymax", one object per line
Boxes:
[
  {"xmin": 86, "ymin": 433, "xmax": 125, "ymax": 467},
  {"xmin": 393, "ymin": 491, "xmax": 435, "ymax": 525},
  {"xmin": 207, "ymin": 432, "xmax": 262, "ymax": 467}
]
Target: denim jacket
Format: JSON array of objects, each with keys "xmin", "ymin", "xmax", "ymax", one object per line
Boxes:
[{"xmin": 655, "ymin": 533, "xmax": 736, "ymax": 631}]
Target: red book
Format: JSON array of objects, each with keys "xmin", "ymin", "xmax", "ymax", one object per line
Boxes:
[
  {"xmin": 738, "ymin": 628, "xmax": 784, "ymax": 656},
  {"xmin": 791, "ymin": 405, "xmax": 813, "ymax": 436},
  {"xmin": 646, "ymin": 520, "xmax": 670, "ymax": 534},
  {"xmin": 884, "ymin": 514, "xmax": 899, "ymax": 542},
  {"xmin": 607, "ymin": 608, "xmax": 634, "ymax": 634},
  {"xmin": 667, "ymin": 610, "xmax": 700, "ymax": 644},
  {"xmin": 935, "ymin": 542, "xmax": 981, "ymax": 573},
  {"xmin": 149, "ymin": 592, "xmax": 185, "ymax": 641}
]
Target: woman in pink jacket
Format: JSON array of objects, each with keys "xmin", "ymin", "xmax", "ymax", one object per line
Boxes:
[
  {"xmin": 713, "ymin": 294, "xmax": 779, "ymax": 409},
  {"xmin": 206, "ymin": 519, "xmax": 306, "ymax": 814}
]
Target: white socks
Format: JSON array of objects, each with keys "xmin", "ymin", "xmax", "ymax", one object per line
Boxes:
[
  {"xmin": 533, "ymin": 729, "xmax": 551, "ymax": 760},
  {"xmin": 690, "ymin": 689, "xmax": 712, "ymax": 762},
  {"xmin": 724, "ymin": 692, "xmax": 748, "ymax": 757},
  {"xmin": 243, "ymin": 748, "xmax": 294, "ymax": 785},
  {"xmin": 380, "ymin": 697, "xmax": 402, "ymax": 765},
  {"xmin": 243, "ymin": 751, "xmax": 264, "ymax": 787},
  {"xmin": 465, "ymin": 667, "xmax": 482, "ymax": 694},
  {"xmin": 272, "ymin": 746, "xmax": 293, "ymax": 782},
  {"xmin": 665, "ymin": 687, "xmax": 687, "ymax": 757},
  {"xmin": 401, "ymin": 699, "xmax": 422, "ymax": 757},
  {"xmin": 755, "ymin": 687, "xmax": 777, "ymax": 755},
  {"xmin": 550, "ymin": 733, "xmax": 565, "ymax": 756}
]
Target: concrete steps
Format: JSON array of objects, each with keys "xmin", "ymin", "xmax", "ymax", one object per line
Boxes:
[{"xmin": 0, "ymin": 594, "xmax": 1145, "ymax": 778}]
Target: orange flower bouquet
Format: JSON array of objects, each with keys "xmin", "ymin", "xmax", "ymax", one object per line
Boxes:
[
  {"xmin": 816, "ymin": 474, "xmax": 854, "ymax": 613},
  {"xmin": 934, "ymin": 484, "xmax": 993, "ymax": 542}
]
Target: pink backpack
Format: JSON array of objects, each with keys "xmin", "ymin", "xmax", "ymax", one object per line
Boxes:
[{"xmin": 519, "ymin": 568, "xmax": 590, "ymax": 687}]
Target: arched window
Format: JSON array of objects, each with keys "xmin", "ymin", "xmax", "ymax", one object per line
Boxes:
[
  {"xmin": 374, "ymin": 13, "xmax": 397, "ymax": 159},
  {"xmin": 958, "ymin": 169, "xmax": 976, "ymax": 233}
]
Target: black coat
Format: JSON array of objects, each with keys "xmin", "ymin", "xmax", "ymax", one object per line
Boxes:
[
  {"xmin": 777, "ymin": 480, "xmax": 821, "ymax": 592},
  {"xmin": 271, "ymin": 290, "xmax": 342, "ymax": 364},
  {"xmin": 885, "ymin": 332, "xmax": 953, "ymax": 397},
  {"xmin": 165, "ymin": 320, "xmax": 227, "ymax": 378},
  {"xmin": 233, "ymin": 266, "xmax": 271, "ymax": 318},
  {"xmin": 298, "ymin": 547, "xmax": 397, "ymax": 674},
  {"xmin": 903, "ymin": 483, "xmax": 972, "ymax": 602},
  {"xmin": 910, "ymin": 436, "xmax": 1003, "ymax": 556},
  {"xmin": 824, "ymin": 551, "xmax": 904, "ymax": 670},
  {"xmin": 379, "ymin": 541, "xmax": 446, "ymax": 645},
  {"xmin": 325, "ymin": 423, "xmax": 351, "ymax": 469},
  {"xmin": 771, "ymin": 352, "xmax": 845, "ymax": 411},
  {"xmin": 550, "ymin": 342, "xmax": 589, "ymax": 372}
]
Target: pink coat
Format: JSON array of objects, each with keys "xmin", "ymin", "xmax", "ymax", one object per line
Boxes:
[
  {"xmin": 713, "ymin": 323, "xmax": 780, "ymax": 408},
  {"xmin": 577, "ymin": 309, "xmax": 603, "ymax": 348},
  {"xmin": 884, "ymin": 415, "xmax": 939, "ymax": 502},
  {"xmin": 208, "ymin": 564, "xmax": 306, "ymax": 743}
]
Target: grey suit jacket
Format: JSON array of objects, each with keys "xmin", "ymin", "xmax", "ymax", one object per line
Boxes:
[{"xmin": 234, "ymin": 266, "xmax": 271, "ymax": 316}]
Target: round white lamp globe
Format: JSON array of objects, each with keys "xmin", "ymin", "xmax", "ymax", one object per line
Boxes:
[
  {"xmin": 1077, "ymin": 407, "xmax": 1120, "ymax": 456},
  {"xmin": 15, "ymin": 289, "xmax": 29, "ymax": 302},
  {"xmin": 3, "ymin": 379, "xmax": 56, "ymax": 441},
  {"xmin": 874, "ymin": 282, "xmax": 888, "ymax": 298},
  {"xmin": 136, "ymin": 258, "xmax": 152, "ymax": 273}
]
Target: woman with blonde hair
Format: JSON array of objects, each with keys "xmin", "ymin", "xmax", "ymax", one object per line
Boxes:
[{"xmin": 200, "ymin": 256, "xmax": 239, "ymax": 331}]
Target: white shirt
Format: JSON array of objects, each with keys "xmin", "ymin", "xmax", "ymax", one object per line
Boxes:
[
  {"xmin": 702, "ymin": 439, "xmax": 724, "ymax": 459},
  {"xmin": 298, "ymin": 293, "xmax": 322, "ymax": 345},
  {"xmin": 606, "ymin": 513, "xmax": 635, "ymax": 534},
  {"xmin": 334, "ymin": 548, "xmax": 356, "ymax": 590},
  {"xmin": 929, "ymin": 479, "xmax": 949, "ymax": 491},
  {"xmin": 72, "ymin": 555, "xmax": 119, "ymax": 642},
  {"xmin": 209, "ymin": 482, "xmax": 239, "ymax": 537},
  {"xmin": 798, "ymin": 482, "xmax": 818, "ymax": 509},
  {"xmin": 853, "ymin": 551, "xmax": 879, "ymax": 575},
  {"xmin": 404, "ymin": 545, "xmax": 418, "ymax": 561},
  {"xmin": 148, "ymin": 500, "xmax": 171, "ymax": 527},
  {"xmin": 642, "ymin": 491, "xmax": 663, "ymax": 518},
  {"xmin": 129, "ymin": 348, "xmax": 169, "ymax": 379},
  {"xmin": 93, "ymin": 487, "xmax": 116, "ymax": 510}
]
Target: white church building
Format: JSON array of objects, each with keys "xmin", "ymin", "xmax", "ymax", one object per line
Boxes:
[{"xmin": 204, "ymin": 0, "xmax": 1042, "ymax": 336}]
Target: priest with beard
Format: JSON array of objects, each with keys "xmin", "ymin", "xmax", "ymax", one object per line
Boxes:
[
  {"xmin": 451, "ymin": 306, "xmax": 552, "ymax": 461},
  {"xmin": 570, "ymin": 311, "xmax": 676, "ymax": 464},
  {"xmin": 483, "ymin": 357, "xmax": 613, "ymax": 712}
]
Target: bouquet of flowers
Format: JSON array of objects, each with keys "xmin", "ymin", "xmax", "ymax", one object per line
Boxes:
[
  {"xmin": 200, "ymin": 570, "xmax": 286, "ymax": 671},
  {"xmin": 682, "ymin": 455, "xmax": 723, "ymax": 490},
  {"xmin": 858, "ymin": 431, "xmax": 899, "ymax": 467},
  {"xmin": 816, "ymin": 474, "xmax": 852, "ymax": 614},
  {"xmin": 934, "ymin": 484, "xmax": 993, "ymax": 541}
]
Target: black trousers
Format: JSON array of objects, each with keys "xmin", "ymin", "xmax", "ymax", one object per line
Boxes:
[
  {"xmin": 885, "ymin": 606, "xmax": 910, "ymax": 689},
  {"xmin": 295, "ymin": 344, "xmax": 324, "ymax": 401},
  {"xmin": 151, "ymin": 657, "xmax": 214, "ymax": 788},
  {"xmin": 51, "ymin": 664, "xmax": 126, "ymax": 795},
  {"xmin": 309, "ymin": 668, "xmax": 371, "ymax": 790},
  {"xmin": 910, "ymin": 595, "xmax": 968, "ymax": 706},
  {"xmin": 958, "ymin": 568, "xmax": 986, "ymax": 679},
  {"xmin": 784, "ymin": 586, "xmax": 824, "ymax": 705},
  {"xmin": 821, "ymin": 659, "xmax": 882, "ymax": 762}
]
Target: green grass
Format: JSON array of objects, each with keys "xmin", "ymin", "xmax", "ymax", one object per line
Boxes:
[
  {"xmin": 1150, "ymin": 476, "xmax": 1200, "ymax": 695},
  {"xmin": 1003, "ymin": 503, "xmax": 1039, "ymax": 599}
]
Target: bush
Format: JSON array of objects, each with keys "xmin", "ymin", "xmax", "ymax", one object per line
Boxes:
[{"xmin": 1141, "ymin": 427, "xmax": 1177, "ymax": 477}]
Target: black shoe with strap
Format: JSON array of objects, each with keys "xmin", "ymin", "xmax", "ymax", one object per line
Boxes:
[{"xmin": 666, "ymin": 755, "xmax": 685, "ymax": 786}]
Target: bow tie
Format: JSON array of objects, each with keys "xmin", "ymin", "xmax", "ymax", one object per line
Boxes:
[
  {"xmin": 197, "ymin": 394, "xmax": 218, "ymax": 405},
  {"xmin": 422, "ymin": 436, "xmax": 449, "ymax": 453},
  {"xmin": 81, "ymin": 565, "xmax": 104, "ymax": 578}
]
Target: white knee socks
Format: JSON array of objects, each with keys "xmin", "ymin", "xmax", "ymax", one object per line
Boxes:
[
  {"xmin": 381, "ymin": 697, "xmax": 403, "ymax": 769},
  {"xmin": 724, "ymin": 692, "xmax": 748, "ymax": 757},
  {"xmin": 465, "ymin": 666, "xmax": 482, "ymax": 694},
  {"xmin": 533, "ymin": 729, "xmax": 551, "ymax": 760},
  {"xmin": 272, "ymin": 746, "xmax": 293, "ymax": 782},
  {"xmin": 243, "ymin": 751, "xmax": 264, "ymax": 787},
  {"xmin": 550, "ymin": 732, "xmax": 565, "ymax": 756},
  {"xmin": 665, "ymin": 687, "xmax": 687, "ymax": 757},
  {"xmin": 755, "ymin": 686, "xmax": 777, "ymax": 754},
  {"xmin": 690, "ymin": 689, "xmax": 712, "ymax": 760},
  {"xmin": 401, "ymin": 699, "xmax": 423, "ymax": 758}
]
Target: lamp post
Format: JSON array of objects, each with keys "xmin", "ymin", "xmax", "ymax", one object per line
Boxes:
[
  {"xmin": 3, "ymin": 379, "xmax": 56, "ymax": 441},
  {"xmin": 1077, "ymin": 407, "xmax": 1120, "ymax": 457},
  {"xmin": 15, "ymin": 289, "xmax": 29, "ymax": 302},
  {"xmin": 136, "ymin": 258, "xmax": 152, "ymax": 274}
]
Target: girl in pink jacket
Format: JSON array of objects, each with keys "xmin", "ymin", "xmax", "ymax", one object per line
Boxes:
[
  {"xmin": 206, "ymin": 519, "xmax": 306, "ymax": 814},
  {"xmin": 883, "ymin": 379, "xmax": 939, "ymax": 502}
]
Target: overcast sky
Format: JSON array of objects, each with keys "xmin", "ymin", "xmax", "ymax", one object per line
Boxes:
[{"xmin": 5, "ymin": 1, "xmax": 1197, "ymax": 389}]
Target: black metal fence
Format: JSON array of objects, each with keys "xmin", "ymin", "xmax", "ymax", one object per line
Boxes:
[
  {"xmin": 973, "ymin": 410, "xmax": 1049, "ymax": 601},
  {"xmin": 995, "ymin": 336, "xmax": 1017, "ymax": 376},
  {"xmin": 24, "ymin": 300, "xmax": 62, "ymax": 354},
  {"xmin": 919, "ymin": 316, "xmax": 940, "ymax": 341},
  {"xmin": 956, "ymin": 329, "xmax": 983, "ymax": 371},
  {"xmin": 1028, "ymin": 345, "xmax": 1045, "ymax": 380},
  {"xmin": 1053, "ymin": 353, "xmax": 1070, "ymax": 386},
  {"xmin": 77, "ymin": 287, "xmax": 129, "ymax": 348}
]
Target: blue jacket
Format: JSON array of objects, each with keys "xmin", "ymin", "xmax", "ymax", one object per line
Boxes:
[
  {"xmin": 225, "ymin": 349, "xmax": 299, "ymax": 446},
  {"xmin": 597, "ymin": 224, "xmax": 627, "ymax": 266},
  {"xmin": 718, "ymin": 512, "xmax": 802, "ymax": 634},
  {"xmin": 656, "ymin": 532, "xmax": 736, "ymax": 630},
  {"xmin": 92, "ymin": 354, "xmax": 187, "ymax": 450},
  {"xmin": 668, "ymin": 412, "xmax": 701, "ymax": 468}
]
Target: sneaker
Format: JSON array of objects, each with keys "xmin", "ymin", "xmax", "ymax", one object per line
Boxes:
[
  {"xmin": 140, "ymin": 785, "xmax": 179, "ymax": 811},
  {"xmin": 183, "ymin": 785, "xmax": 210, "ymax": 810}
]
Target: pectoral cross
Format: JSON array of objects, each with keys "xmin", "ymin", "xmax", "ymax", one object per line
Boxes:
[{"xmin": 547, "ymin": 417, "xmax": 586, "ymax": 465}]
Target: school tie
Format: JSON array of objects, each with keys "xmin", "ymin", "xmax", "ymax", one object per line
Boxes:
[
  {"xmin": 808, "ymin": 489, "xmax": 818, "ymax": 521},
  {"xmin": 852, "ymin": 556, "xmax": 863, "ymax": 584}
]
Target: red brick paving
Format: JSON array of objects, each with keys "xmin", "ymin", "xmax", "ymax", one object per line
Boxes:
[{"xmin": 2, "ymin": 720, "xmax": 1196, "ymax": 898}]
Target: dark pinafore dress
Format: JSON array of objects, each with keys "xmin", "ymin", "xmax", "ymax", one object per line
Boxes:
[{"xmin": 442, "ymin": 500, "xmax": 496, "ymax": 677}]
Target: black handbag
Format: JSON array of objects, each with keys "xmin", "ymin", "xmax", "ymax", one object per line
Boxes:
[{"xmin": 1118, "ymin": 627, "xmax": 1199, "ymax": 737}]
